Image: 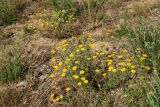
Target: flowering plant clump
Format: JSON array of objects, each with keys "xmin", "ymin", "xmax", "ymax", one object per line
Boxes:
[
  {"xmin": 24, "ymin": 8, "xmax": 76, "ymax": 35},
  {"xmin": 49, "ymin": 31, "xmax": 151, "ymax": 103}
]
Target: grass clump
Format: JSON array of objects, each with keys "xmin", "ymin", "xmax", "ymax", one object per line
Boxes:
[
  {"xmin": 0, "ymin": 0, "xmax": 18, "ymax": 26},
  {"xmin": 147, "ymin": 73, "xmax": 160, "ymax": 107},
  {"xmin": 0, "ymin": 39, "xmax": 28, "ymax": 83}
]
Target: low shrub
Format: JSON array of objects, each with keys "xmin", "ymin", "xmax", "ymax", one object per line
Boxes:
[{"xmin": 49, "ymin": 31, "xmax": 151, "ymax": 105}]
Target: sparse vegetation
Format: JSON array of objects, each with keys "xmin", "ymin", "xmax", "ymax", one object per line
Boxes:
[
  {"xmin": 0, "ymin": 0, "xmax": 160, "ymax": 107},
  {"xmin": 0, "ymin": 39, "xmax": 28, "ymax": 83}
]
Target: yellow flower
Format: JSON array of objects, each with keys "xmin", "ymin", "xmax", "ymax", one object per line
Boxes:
[
  {"xmin": 80, "ymin": 48, "xmax": 85, "ymax": 51},
  {"xmin": 142, "ymin": 54, "xmax": 147, "ymax": 57},
  {"xmin": 95, "ymin": 69, "xmax": 101, "ymax": 73},
  {"xmin": 127, "ymin": 63, "xmax": 132, "ymax": 67},
  {"xmin": 50, "ymin": 74, "xmax": 55, "ymax": 78},
  {"xmin": 75, "ymin": 61, "xmax": 79, "ymax": 64},
  {"xmin": 84, "ymin": 80, "xmax": 88, "ymax": 84},
  {"xmin": 100, "ymin": 52, "xmax": 105, "ymax": 55},
  {"xmin": 79, "ymin": 44, "xmax": 83, "ymax": 48},
  {"xmin": 112, "ymin": 68, "xmax": 117, "ymax": 72},
  {"xmin": 102, "ymin": 73, "xmax": 107, "ymax": 77},
  {"xmin": 51, "ymin": 50, "xmax": 56, "ymax": 54},
  {"xmin": 127, "ymin": 59, "xmax": 131, "ymax": 62},
  {"xmin": 68, "ymin": 65, "xmax": 71, "ymax": 69},
  {"xmin": 76, "ymin": 49, "xmax": 80, "ymax": 53},
  {"xmin": 93, "ymin": 56, "xmax": 97, "ymax": 59},
  {"xmin": 72, "ymin": 75, "xmax": 79, "ymax": 79},
  {"xmin": 108, "ymin": 66, "xmax": 114, "ymax": 71},
  {"xmin": 62, "ymin": 48, "xmax": 66, "ymax": 52},
  {"xmin": 87, "ymin": 58, "xmax": 91, "ymax": 61},
  {"xmin": 52, "ymin": 66, "xmax": 58, "ymax": 70},
  {"xmin": 61, "ymin": 73, "xmax": 66, "ymax": 77},
  {"xmin": 117, "ymin": 55, "xmax": 123, "ymax": 59},
  {"xmin": 118, "ymin": 62, "xmax": 125, "ymax": 66},
  {"xmin": 51, "ymin": 57, "xmax": 56, "ymax": 62},
  {"xmin": 66, "ymin": 87, "xmax": 71, "ymax": 92},
  {"xmin": 80, "ymin": 70, "xmax": 85, "ymax": 74},
  {"xmin": 120, "ymin": 68, "xmax": 126, "ymax": 72},
  {"xmin": 107, "ymin": 59, "xmax": 113, "ymax": 64},
  {"xmin": 81, "ymin": 77, "xmax": 86, "ymax": 81},
  {"xmin": 61, "ymin": 40, "xmax": 67, "ymax": 44},
  {"xmin": 131, "ymin": 65, "xmax": 136, "ymax": 69},
  {"xmin": 58, "ymin": 62, "xmax": 63, "ymax": 66},
  {"xmin": 77, "ymin": 82, "xmax": 82, "ymax": 86},
  {"xmin": 136, "ymin": 48, "xmax": 141, "ymax": 51},
  {"xmin": 53, "ymin": 97, "xmax": 60, "ymax": 103},
  {"xmin": 131, "ymin": 69, "xmax": 136, "ymax": 74},
  {"xmin": 50, "ymin": 94, "xmax": 55, "ymax": 98},
  {"xmin": 140, "ymin": 57, "xmax": 145, "ymax": 61},
  {"xmin": 89, "ymin": 44, "xmax": 95, "ymax": 48},
  {"xmin": 72, "ymin": 66, "xmax": 77, "ymax": 71},
  {"xmin": 62, "ymin": 68, "xmax": 68, "ymax": 73},
  {"xmin": 59, "ymin": 95, "xmax": 64, "ymax": 99},
  {"xmin": 122, "ymin": 49, "xmax": 128, "ymax": 53},
  {"xmin": 144, "ymin": 66, "xmax": 151, "ymax": 70},
  {"xmin": 69, "ymin": 53, "xmax": 74, "ymax": 58}
]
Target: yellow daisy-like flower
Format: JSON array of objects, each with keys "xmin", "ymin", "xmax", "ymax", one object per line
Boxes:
[
  {"xmin": 53, "ymin": 97, "xmax": 60, "ymax": 103},
  {"xmin": 89, "ymin": 44, "xmax": 95, "ymax": 48},
  {"xmin": 79, "ymin": 44, "xmax": 83, "ymax": 48},
  {"xmin": 131, "ymin": 65, "xmax": 136, "ymax": 69},
  {"xmin": 58, "ymin": 62, "xmax": 63, "ymax": 66},
  {"xmin": 52, "ymin": 66, "xmax": 58, "ymax": 70},
  {"xmin": 100, "ymin": 52, "xmax": 105, "ymax": 55},
  {"xmin": 127, "ymin": 59, "xmax": 131, "ymax": 62},
  {"xmin": 144, "ymin": 66, "xmax": 151, "ymax": 70},
  {"xmin": 80, "ymin": 48, "xmax": 85, "ymax": 51},
  {"xmin": 127, "ymin": 63, "xmax": 132, "ymax": 67},
  {"xmin": 120, "ymin": 68, "xmax": 126, "ymax": 72},
  {"xmin": 95, "ymin": 69, "xmax": 101, "ymax": 73},
  {"xmin": 67, "ymin": 65, "xmax": 71, "ymax": 69},
  {"xmin": 122, "ymin": 49, "xmax": 128, "ymax": 53},
  {"xmin": 84, "ymin": 80, "xmax": 89, "ymax": 84},
  {"xmin": 62, "ymin": 68, "xmax": 67, "ymax": 73},
  {"xmin": 117, "ymin": 55, "xmax": 123, "ymax": 59},
  {"xmin": 51, "ymin": 50, "xmax": 56, "ymax": 54},
  {"xmin": 50, "ymin": 74, "xmax": 55, "ymax": 78},
  {"xmin": 50, "ymin": 94, "xmax": 55, "ymax": 98},
  {"xmin": 118, "ymin": 62, "xmax": 125, "ymax": 66},
  {"xmin": 72, "ymin": 66, "xmax": 77, "ymax": 71},
  {"xmin": 69, "ymin": 53, "xmax": 74, "ymax": 58},
  {"xmin": 61, "ymin": 40, "xmax": 67, "ymax": 44},
  {"xmin": 51, "ymin": 57, "xmax": 56, "ymax": 62},
  {"xmin": 93, "ymin": 56, "xmax": 97, "ymax": 59},
  {"xmin": 108, "ymin": 66, "xmax": 114, "ymax": 71},
  {"xmin": 76, "ymin": 49, "xmax": 80, "ymax": 53},
  {"xmin": 66, "ymin": 87, "xmax": 71, "ymax": 92},
  {"xmin": 107, "ymin": 59, "xmax": 113, "ymax": 65},
  {"xmin": 131, "ymin": 69, "xmax": 136, "ymax": 74},
  {"xmin": 142, "ymin": 54, "xmax": 147, "ymax": 57},
  {"xmin": 77, "ymin": 82, "xmax": 82, "ymax": 86},
  {"xmin": 87, "ymin": 58, "xmax": 91, "ymax": 61},
  {"xmin": 62, "ymin": 48, "xmax": 66, "ymax": 52},
  {"xmin": 75, "ymin": 61, "xmax": 79, "ymax": 64},
  {"xmin": 61, "ymin": 73, "xmax": 66, "ymax": 77},
  {"xmin": 112, "ymin": 68, "xmax": 117, "ymax": 72},
  {"xmin": 80, "ymin": 70, "xmax": 85, "ymax": 74},
  {"xmin": 102, "ymin": 73, "xmax": 107, "ymax": 77},
  {"xmin": 136, "ymin": 48, "xmax": 141, "ymax": 51},
  {"xmin": 140, "ymin": 57, "xmax": 145, "ymax": 61},
  {"xmin": 81, "ymin": 77, "xmax": 86, "ymax": 81},
  {"xmin": 72, "ymin": 75, "xmax": 79, "ymax": 79},
  {"xmin": 59, "ymin": 95, "xmax": 64, "ymax": 99}
]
